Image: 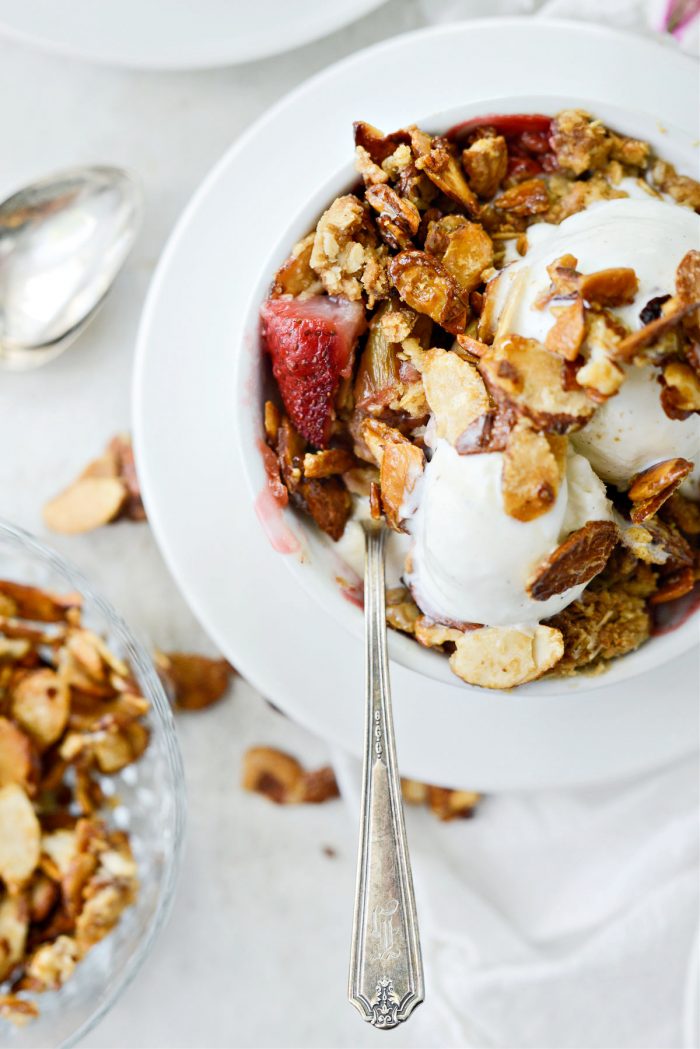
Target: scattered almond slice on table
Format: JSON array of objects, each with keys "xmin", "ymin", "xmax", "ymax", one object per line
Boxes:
[
  {"xmin": 154, "ymin": 651, "xmax": 234, "ymax": 711},
  {"xmin": 43, "ymin": 434, "xmax": 145, "ymax": 534}
]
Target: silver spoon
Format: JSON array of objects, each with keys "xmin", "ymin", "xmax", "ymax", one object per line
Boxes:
[
  {"xmin": 0, "ymin": 166, "xmax": 142, "ymax": 370},
  {"xmin": 349, "ymin": 520, "xmax": 424, "ymax": 1028}
]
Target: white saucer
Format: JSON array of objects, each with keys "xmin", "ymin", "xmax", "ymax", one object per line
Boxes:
[
  {"xmin": 134, "ymin": 18, "xmax": 700, "ymax": 790},
  {"xmin": 0, "ymin": 0, "xmax": 387, "ymax": 70}
]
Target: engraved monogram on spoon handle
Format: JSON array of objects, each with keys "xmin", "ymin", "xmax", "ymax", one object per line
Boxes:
[{"xmin": 348, "ymin": 521, "xmax": 424, "ymax": 1029}]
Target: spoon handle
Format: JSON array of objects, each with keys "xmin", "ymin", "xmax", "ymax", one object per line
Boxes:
[{"xmin": 348, "ymin": 523, "xmax": 424, "ymax": 1028}]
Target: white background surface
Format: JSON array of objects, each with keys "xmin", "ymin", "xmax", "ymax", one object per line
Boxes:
[{"xmin": 0, "ymin": 3, "xmax": 434, "ymax": 1046}]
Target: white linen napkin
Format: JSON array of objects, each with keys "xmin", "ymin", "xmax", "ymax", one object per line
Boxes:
[{"xmin": 334, "ymin": 752, "xmax": 700, "ymax": 1048}]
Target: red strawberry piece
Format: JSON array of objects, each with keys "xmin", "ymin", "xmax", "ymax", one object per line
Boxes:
[{"xmin": 261, "ymin": 296, "xmax": 366, "ymax": 448}]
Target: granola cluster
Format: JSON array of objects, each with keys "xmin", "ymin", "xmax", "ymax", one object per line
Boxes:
[
  {"xmin": 0, "ymin": 580, "xmax": 146, "ymax": 1026},
  {"xmin": 260, "ymin": 109, "xmax": 700, "ymax": 688}
]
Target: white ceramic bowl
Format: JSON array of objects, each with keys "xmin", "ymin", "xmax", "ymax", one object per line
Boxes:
[{"xmin": 236, "ymin": 94, "xmax": 699, "ymax": 695}]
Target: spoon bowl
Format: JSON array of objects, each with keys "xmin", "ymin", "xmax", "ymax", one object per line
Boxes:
[{"xmin": 0, "ymin": 165, "xmax": 142, "ymax": 369}]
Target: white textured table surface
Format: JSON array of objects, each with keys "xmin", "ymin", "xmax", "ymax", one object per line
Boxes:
[{"xmin": 0, "ymin": 4, "xmax": 433, "ymax": 1046}]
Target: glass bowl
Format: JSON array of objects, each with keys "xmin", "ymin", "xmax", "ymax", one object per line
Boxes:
[{"xmin": 0, "ymin": 520, "xmax": 186, "ymax": 1049}]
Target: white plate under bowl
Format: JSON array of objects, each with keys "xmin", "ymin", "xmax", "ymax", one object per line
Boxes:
[
  {"xmin": 236, "ymin": 92, "xmax": 699, "ymax": 693},
  {"xmin": 0, "ymin": 0, "xmax": 386, "ymax": 70},
  {"xmin": 134, "ymin": 18, "xmax": 700, "ymax": 790}
]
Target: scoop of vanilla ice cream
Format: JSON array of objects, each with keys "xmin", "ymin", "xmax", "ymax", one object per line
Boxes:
[
  {"xmin": 572, "ymin": 364, "xmax": 700, "ymax": 487},
  {"xmin": 492, "ymin": 196, "xmax": 700, "ymax": 486},
  {"xmin": 405, "ymin": 441, "xmax": 613, "ymax": 628}
]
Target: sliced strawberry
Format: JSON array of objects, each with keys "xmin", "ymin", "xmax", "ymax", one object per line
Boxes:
[{"xmin": 261, "ymin": 296, "xmax": 366, "ymax": 448}]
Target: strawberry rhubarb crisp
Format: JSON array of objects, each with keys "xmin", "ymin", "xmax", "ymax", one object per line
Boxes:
[{"xmin": 260, "ymin": 110, "xmax": 700, "ymax": 689}]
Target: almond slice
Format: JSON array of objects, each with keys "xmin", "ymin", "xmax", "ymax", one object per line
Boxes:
[
  {"xmin": 628, "ymin": 457, "xmax": 693, "ymax": 502},
  {"xmin": 43, "ymin": 477, "xmax": 127, "ymax": 534},
  {"xmin": 0, "ymin": 896, "xmax": 28, "ymax": 982},
  {"xmin": 154, "ymin": 652, "xmax": 233, "ymax": 711},
  {"xmin": 479, "ymin": 334, "xmax": 594, "ymax": 433},
  {"xmin": 10, "ymin": 669, "xmax": 70, "ymax": 751},
  {"xmin": 577, "ymin": 267, "xmax": 638, "ymax": 307},
  {"xmin": 422, "ymin": 347, "xmax": 490, "ymax": 446},
  {"xmin": 649, "ymin": 566, "xmax": 695, "ymax": 605},
  {"xmin": 415, "ymin": 141, "xmax": 480, "ymax": 215},
  {"xmin": 502, "ymin": 419, "xmax": 563, "ymax": 523},
  {"xmin": 389, "ymin": 250, "xmax": 468, "ymax": 334},
  {"xmin": 662, "ymin": 361, "xmax": 700, "ymax": 413},
  {"xmin": 0, "ymin": 784, "xmax": 41, "ymax": 887},
  {"xmin": 0, "ymin": 581, "xmax": 81, "ymax": 622},
  {"xmin": 449, "ymin": 625, "xmax": 564, "ymax": 689},
  {"xmin": 360, "ymin": 420, "xmax": 424, "ymax": 531},
  {"xmin": 302, "ymin": 448, "xmax": 356, "ymax": 479},
  {"xmin": 414, "ymin": 617, "xmax": 465, "ymax": 649},
  {"xmin": 527, "ymin": 520, "xmax": 619, "ymax": 600},
  {"xmin": 614, "ymin": 303, "xmax": 699, "ymax": 361},
  {"xmin": 0, "ymin": 717, "xmax": 37, "ymax": 792},
  {"xmin": 628, "ymin": 457, "xmax": 693, "ymax": 522},
  {"xmin": 365, "ymin": 183, "xmax": 420, "ymax": 251},
  {"xmin": 545, "ymin": 298, "xmax": 586, "ymax": 360},
  {"xmin": 676, "ymin": 249, "xmax": 700, "ymax": 304}
]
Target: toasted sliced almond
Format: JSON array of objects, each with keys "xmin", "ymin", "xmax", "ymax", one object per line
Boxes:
[
  {"xmin": 628, "ymin": 457, "xmax": 693, "ymax": 522},
  {"xmin": 43, "ymin": 477, "xmax": 127, "ymax": 535},
  {"xmin": 545, "ymin": 298, "xmax": 586, "ymax": 360},
  {"xmin": 422, "ymin": 347, "xmax": 490, "ymax": 446},
  {"xmin": 414, "ymin": 617, "xmax": 464, "ymax": 649},
  {"xmin": 502, "ymin": 418, "xmax": 563, "ymax": 522},
  {"xmin": 662, "ymin": 361, "xmax": 700, "ymax": 413},
  {"xmin": 389, "ymin": 250, "xmax": 468, "ymax": 334},
  {"xmin": 527, "ymin": 520, "xmax": 619, "ymax": 600},
  {"xmin": 0, "ymin": 717, "xmax": 36, "ymax": 792},
  {"xmin": 479, "ymin": 335, "xmax": 594, "ymax": 433},
  {"xmin": 576, "ymin": 352, "xmax": 625, "ymax": 398},
  {"xmin": 495, "ymin": 178, "xmax": 549, "ymax": 217},
  {"xmin": 676, "ymin": 249, "xmax": 700, "ymax": 304},
  {"xmin": 577, "ymin": 267, "xmax": 638, "ymax": 307},
  {"xmin": 614, "ymin": 303, "xmax": 698, "ymax": 361},
  {"xmin": 449, "ymin": 625, "xmax": 564, "ymax": 689},
  {"xmin": 241, "ymin": 747, "xmax": 339, "ymax": 805},
  {"xmin": 456, "ymin": 333, "xmax": 490, "ymax": 358},
  {"xmin": 385, "ymin": 588, "xmax": 421, "ymax": 635},
  {"xmin": 0, "ymin": 581, "xmax": 81, "ymax": 622},
  {"xmin": 0, "ymin": 784, "xmax": 41, "ymax": 887},
  {"xmin": 154, "ymin": 651, "xmax": 233, "ymax": 712},
  {"xmin": 628, "ymin": 458, "xmax": 693, "ymax": 502},
  {"xmin": 0, "ymin": 993, "xmax": 38, "ymax": 1027},
  {"xmin": 302, "ymin": 448, "xmax": 356, "ymax": 479},
  {"xmin": 360, "ymin": 420, "xmax": 424, "ymax": 531},
  {"xmin": 415, "ymin": 142, "xmax": 480, "ymax": 215},
  {"xmin": 24, "ymin": 935, "xmax": 81, "ymax": 991},
  {"xmin": 649, "ymin": 566, "xmax": 695, "ymax": 605},
  {"xmin": 0, "ymin": 895, "xmax": 28, "ymax": 982},
  {"xmin": 427, "ymin": 219, "xmax": 494, "ymax": 295},
  {"xmin": 10, "ymin": 669, "xmax": 70, "ymax": 751},
  {"xmin": 365, "ymin": 183, "xmax": 420, "ymax": 251}
]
